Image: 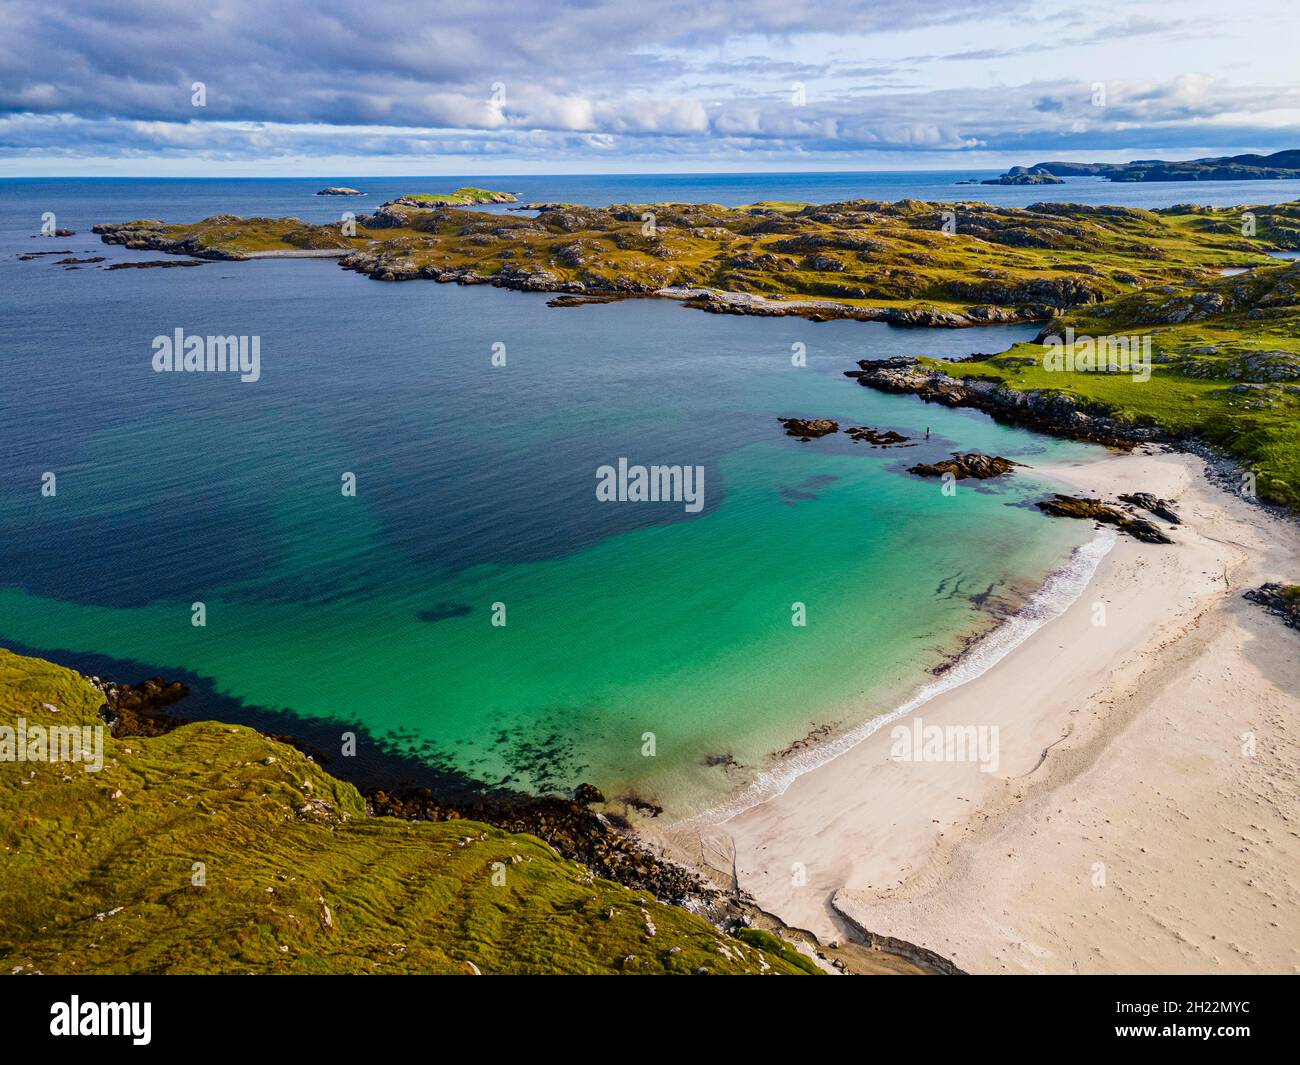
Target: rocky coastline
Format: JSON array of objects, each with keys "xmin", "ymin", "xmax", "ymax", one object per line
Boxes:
[
  {"xmin": 91, "ymin": 194, "xmax": 1297, "ymax": 331},
  {"xmin": 845, "ymin": 356, "xmax": 1165, "ymax": 449},
  {"xmin": 81, "ymin": 663, "xmax": 941, "ymax": 971}
]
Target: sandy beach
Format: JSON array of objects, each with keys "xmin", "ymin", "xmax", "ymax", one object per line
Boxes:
[{"xmin": 663, "ymin": 448, "xmax": 1300, "ymax": 974}]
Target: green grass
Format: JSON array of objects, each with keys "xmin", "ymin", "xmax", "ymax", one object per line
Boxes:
[
  {"xmin": 928, "ymin": 262, "xmax": 1300, "ymax": 508},
  {"xmin": 0, "ymin": 649, "xmax": 807, "ymax": 975},
  {"xmin": 398, "ymin": 188, "xmax": 517, "ymax": 206},
  {"xmin": 737, "ymin": 928, "xmax": 823, "ymax": 974},
  {"xmin": 97, "ymin": 197, "xmax": 1300, "ymax": 312}
]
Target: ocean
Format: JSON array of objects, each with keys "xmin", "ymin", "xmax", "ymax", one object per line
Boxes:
[{"xmin": 2, "ymin": 170, "xmax": 1285, "ymax": 816}]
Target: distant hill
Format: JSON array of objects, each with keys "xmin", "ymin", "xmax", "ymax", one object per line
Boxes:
[{"xmin": 1014, "ymin": 149, "xmax": 1300, "ymax": 182}]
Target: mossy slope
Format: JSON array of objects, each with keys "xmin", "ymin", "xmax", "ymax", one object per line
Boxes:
[{"xmin": 0, "ymin": 649, "xmax": 804, "ymax": 975}]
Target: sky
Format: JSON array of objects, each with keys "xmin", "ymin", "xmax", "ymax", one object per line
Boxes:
[{"xmin": 2, "ymin": 0, "xmax": 1298, "ymax": 176}]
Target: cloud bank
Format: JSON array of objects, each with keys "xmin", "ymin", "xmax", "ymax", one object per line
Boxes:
[{"xmin": 2, "ymin": 0, "xmax": 1297, "ymax": 172}]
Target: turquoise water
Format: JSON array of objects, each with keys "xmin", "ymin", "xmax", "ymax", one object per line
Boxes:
[{"xmin": 1, "ymin": 177, "xmax": 1109, "ymax": 815}]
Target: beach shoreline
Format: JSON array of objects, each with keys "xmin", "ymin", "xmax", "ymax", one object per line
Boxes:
[{"xmin": 656, "ymin": 446, "xmax": 1300, "ymax": 973}]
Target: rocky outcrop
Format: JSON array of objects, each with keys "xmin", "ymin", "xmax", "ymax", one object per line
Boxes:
[
  {"xmin": 1035, "ymin": 494, "xmax": 1174, "ymax": 543},
  {"xmin": 316, "ymin": 187, "xmax": 364, "ymax": 196},
  {"xmin": 1118, "ymin": 492, "xmax": 1181, "ymax": 524},
  {"xmin": 1243, "ymin": 583, "xmax": 1300, "ymax": 631},
  {"xmin": 847, "ymin": 356, "xmax": 1165, "ymax": 449},
  {"xmin": 778, "ymin": 417, "xmax": 839, "ymax": 440},
  {"xmin": 981, "ymin": 166, "xmax": 1065, "ymax": 186},
  {"xmin": 93, "ymin": 220, "xmax": 249, "ymax": 260},
  {"xmin": 908, "ymin": 453, "xmax": 1023, "ymax": 479},
  {"xmin": 386, "ymin": 188, "xmax": 517, "ymax": 208},
  {"xmin": 365, "ymin": 784, "xmax": 709, "ymax": 903},
  {"xmin": 92, "ymin": 675, "xmax": 191, "ymax": 736}
]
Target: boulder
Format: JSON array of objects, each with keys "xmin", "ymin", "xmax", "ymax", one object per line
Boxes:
[{"xmin": 908, "ymin": 453, "xmax": 1023, "ymax": 479}]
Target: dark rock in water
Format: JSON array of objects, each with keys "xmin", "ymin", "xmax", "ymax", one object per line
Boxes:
[
  {"xmin": 93, "ymin": 675, "xmax": 192, "ymax": 736},
  {"xmin": 703, "ymin": 752, "xmax": 739, "ymax": 768},
  {"xmin": 778, "ymin": 417, "xmax": 838, "ymax": 440},
  {"xmin": 56, "ymin": 256, "xmax": 108, "ymax": 265},
  {"xmin": 1118, "ymin": 491, "xmax": 1181, "ymax": 524},
  {"xmin": 1244, "ymin": 583, "xmax": 1300, "ymax": 631},
  {"xmin": 621, "ymin": 794, "xmax": 665, "ymax": 818},
  {"xmin": 908, "ymin": 453, "xmax": 1023, "ymax": 479},
  {"xmin": 844, "ymin": 425, "xmax": 910, "ymax": 447},
  {"xmin": 103, "ymin": 259, "xmax": 207, "ymax": 270},
  {"xmin": 547, "ymin": 293, "xmax": 627, "ymax": 307},
  {"xmin": 574, "ymin": 782, "xmax": 606, "ymax": 804},
  {"xmin": 1036, "ymin": 494, "xmax": 1174, "ymax": 543}
]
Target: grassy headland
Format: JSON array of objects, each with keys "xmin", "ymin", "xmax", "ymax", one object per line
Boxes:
[
  {"xmin": 0, "ymin": 649, "xmax": 807, "ymax": 975},
  {"xmin": 94, "ymin": 198, "xmax": 1300, "ymax": 325},
  {"xmin": 921, "ymin": 261, "xmax": 1300, "ymax": 508}
]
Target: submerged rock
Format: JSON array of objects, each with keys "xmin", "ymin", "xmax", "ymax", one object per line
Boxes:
[
  {"xmin": 844, "ymin": 425, "xmax": 910, "ymax": 446},
  {"xmin": 908, "ymin": 453, "xmax": 1023, "ymax": 479}
]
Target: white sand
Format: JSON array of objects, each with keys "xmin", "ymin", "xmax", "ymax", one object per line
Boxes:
[{"xmin": 664, "ymin": 449, "xmax": 1300, "ymax": 973}]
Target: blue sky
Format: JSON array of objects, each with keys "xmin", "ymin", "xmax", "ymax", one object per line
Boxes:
[{"xmin": 2, "ymin": 0, "xmax": 1298, "ymax": 175}]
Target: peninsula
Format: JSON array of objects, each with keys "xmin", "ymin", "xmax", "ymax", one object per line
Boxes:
[{"xmin": 990, "ymin": 148, "xmax": 1300, "ymax": 183}]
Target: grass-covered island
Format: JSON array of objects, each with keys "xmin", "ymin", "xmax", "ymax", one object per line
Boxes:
[
  {"xmin": 0, "ymin": 649, "xmax": 813, "ymax": 974},
  {"xmin": 90, "ymin": 194, "xmax": 1300, "ymax": 508},
  {"xmin": 388, "ymin": 187, "xmax": 518, "ymax": 207}
]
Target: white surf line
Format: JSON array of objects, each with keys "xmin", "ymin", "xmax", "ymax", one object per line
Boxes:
[{"xmin": 675, "ymin": 526, "xmax": 1119, "ymax": 830}]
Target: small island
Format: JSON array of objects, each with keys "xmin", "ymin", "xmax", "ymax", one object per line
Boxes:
[
  {"xmin": 316, "ymin": 186, "xmax": 364, "ymax": 196},
  {"xmin": 389, "ymin": 187, "xmax": 518, "ymax": 207},
  {"xmin": 980, "ymin": 166, "xmax": 1064, "ymax": 186}
]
